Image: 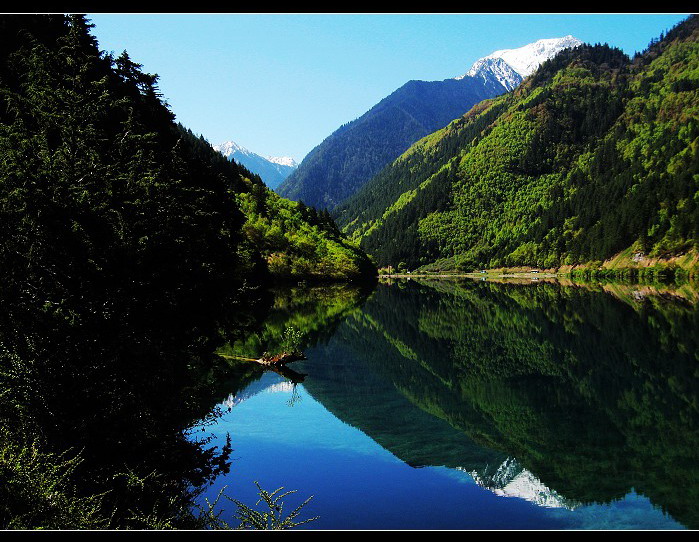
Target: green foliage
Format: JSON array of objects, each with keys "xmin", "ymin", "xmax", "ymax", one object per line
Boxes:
[
  {"xmin": 0, "ymin": 13, "xmax": 374, "ymax": 330},
  {"xmin": 0, "ymin": 432, "xmax": 317, "ymax": 530},
  {"xmin": 232, "ymin": 481, "xmax": 318, "ymax": 530},
  {"xmin": 0, "ymin": 436, "xmax": 107, "ymax": 529},
  {"xmin": 0, "ymin": 14, "xmax": 260, "ymax": 332},
  {"xmin": 237, "ymin": 187, "xmax": 376, "ymax": 281},
  {"xmin": 279, "ymin": 326, "xmax": 303, "ymax": 354}
]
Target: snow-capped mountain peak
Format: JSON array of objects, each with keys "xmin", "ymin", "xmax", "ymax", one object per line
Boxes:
[
  {"xmin": 485, "ymin": 35, "xmax": 583, "ymax": 77},
  {"xmin": 213, "ymin": 140, "xmax": 252, "ymax": 158},
  {"xmin": 457, "ymin": 35, "xmax": 583, "ymax": 91}
]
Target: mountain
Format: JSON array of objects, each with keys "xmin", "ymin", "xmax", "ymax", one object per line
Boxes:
[
  {"xmin": 335, "ymin": 16, "xmax": 699, "ymax": 274},
  {"xmin": 277, "ymin": 36, "xmax": 582, "ymax": 211},
  {"xmin": 460, "ymin": 35, "xmax": 583, "ymax": 91},
  {"xmin": 213, "ymin": 140, "xmax": 297, "ymax": 190},
  {"xmin": 276, "ymin": 71, "xmax": 508, "ymax": 210},
  {"xmin": 266, "ymin": 155, "xmax": 298, "ymax": 168}
]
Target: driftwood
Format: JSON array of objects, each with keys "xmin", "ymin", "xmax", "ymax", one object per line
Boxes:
[
  {"xmin": 220, "ymin": 351, "xmax": 306, "ymax": 367},
  {"xmin": 257, "ymin": 351, "xmax": 306, "ymax": 366},
  {"xmin": 219, "ymin": 352, "xmax": 308, "ymax": 383}
]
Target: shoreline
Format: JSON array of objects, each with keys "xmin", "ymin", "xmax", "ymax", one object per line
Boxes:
[
  {"xmin": 378, "ymin": 271, "xmax": 699, "ymax": 305},
  {"xmin": 380, "ymin": 271, "xmax": 561, "ymax": 279}
]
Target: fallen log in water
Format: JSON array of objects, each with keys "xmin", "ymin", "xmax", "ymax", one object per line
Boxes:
[
  {"xmin": 218, "ymin": 352, "xmax": 308, "ymax": 383},
  {"xmin": 257, "ymin": 351, "xmax": 307, "ymax": 366},
  {"xmin": 219, "ymin": 351, "xmax": 307, "ymax": 367}
]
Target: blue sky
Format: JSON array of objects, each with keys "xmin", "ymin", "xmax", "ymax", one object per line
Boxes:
[{"xmin": 88, "ymin": 13, "xmax": 689, "ymax": 162}]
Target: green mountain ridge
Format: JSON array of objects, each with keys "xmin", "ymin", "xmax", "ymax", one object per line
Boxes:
[{"xmin": 336, "ymin": 16, "xmax": 699, "ymax": 275}]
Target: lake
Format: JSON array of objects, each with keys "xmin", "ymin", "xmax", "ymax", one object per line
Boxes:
[
  {"xmin": 3, "ymin": 276, "xmax": 697, "ymax": 529},
  {"xmin": 192, "ymin": 278, "xmax": 699, "ymax": 530}
]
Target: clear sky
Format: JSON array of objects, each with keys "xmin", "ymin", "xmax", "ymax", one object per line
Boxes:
[{"xmin": 87, "ymin": 13, "xmax": 690, "ymax": 162}]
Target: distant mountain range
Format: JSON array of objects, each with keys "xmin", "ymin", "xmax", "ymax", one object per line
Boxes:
[
  {"xmin": 213, "ymin": 140, "xmax": 297, "ymax": 190},
  {"xmin": 277, "ymin": 35, "xmax": 582, "ymax": 210}
]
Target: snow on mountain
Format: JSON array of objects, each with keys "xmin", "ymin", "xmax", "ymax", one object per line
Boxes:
[
  {"xmin": 463, "ymin": 56, "xmax": 523, "ymax": 91},
  {"xmin": 221, "ymin": 373, "xmax": 294, "ymax": 410},
  {"xmin": 267, "ymin": 156, "xmax": 298, "ymax": 168},
  {"xmin": 213, "ymin": 140, "xmax": 298, "ymax": 190},
  {"xmin": 457, "ymin": 35, "xmax": 583, "ymax": 91},
  {"xmin": 461, "ymin": 457, "xmax": 580, "ymax": 510},
  {"xmin": 487, "ymin": 35, "xmax": 583, "ymax": 77},
  {"xmin": 214, "ymin": 140, "xmax": 252, "ymax": 159}
]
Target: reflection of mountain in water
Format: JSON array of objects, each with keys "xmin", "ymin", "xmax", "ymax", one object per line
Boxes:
[
  {"xmin": 292, "ymin": 279, "xmax": 699, "ymax": 528},
  {"xmin": 465, "ymin": 457, "xmax": 580, "ymax": 510},
  {"xmin": 300, "ymin": 334, "xmax": 505, "ymax": 470}
]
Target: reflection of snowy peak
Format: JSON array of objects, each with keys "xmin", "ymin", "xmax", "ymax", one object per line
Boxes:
[
  {"xmin": 463, "ymin": 457, "xmax": 580, "ymax": 510},
  {"xmin": 222, "ymin": 372, "xmax": 294, "ymax": 410},
  {"xmin": 458, "ymin": 35, "xmax": 583, "ymax": 91},
  {"xmin": 213, "ymin": 140, "xmax": 298, "ymax": 190}
]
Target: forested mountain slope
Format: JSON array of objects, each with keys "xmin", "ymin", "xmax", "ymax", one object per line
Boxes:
[{"xmin": 336, "ymin": 16, "xmax": 699, "ymax": 274}]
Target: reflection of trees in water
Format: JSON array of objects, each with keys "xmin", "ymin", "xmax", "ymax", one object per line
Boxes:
[
  {"xmin": 286, "ymin": 384, "xmax": 303, "ymax": 408},
  {"xmin": 213, "ymin": 285, "xmax": 375, "ymax": 413},
  {"xmin": 8, "ymin": 269, "xmax": 693, "ymax": 528},
  {"xmin": 218, "ymin": 283, "xmax": 372, "ymax": 362},
  {"xmin": 310, "ymin": 279, "xmax": 699, "ymax": 528}
]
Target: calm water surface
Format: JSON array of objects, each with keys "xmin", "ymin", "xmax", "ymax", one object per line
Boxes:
[{"xmin": 193, "ymin": 279, "xmax": 699, "ymax": 529}]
